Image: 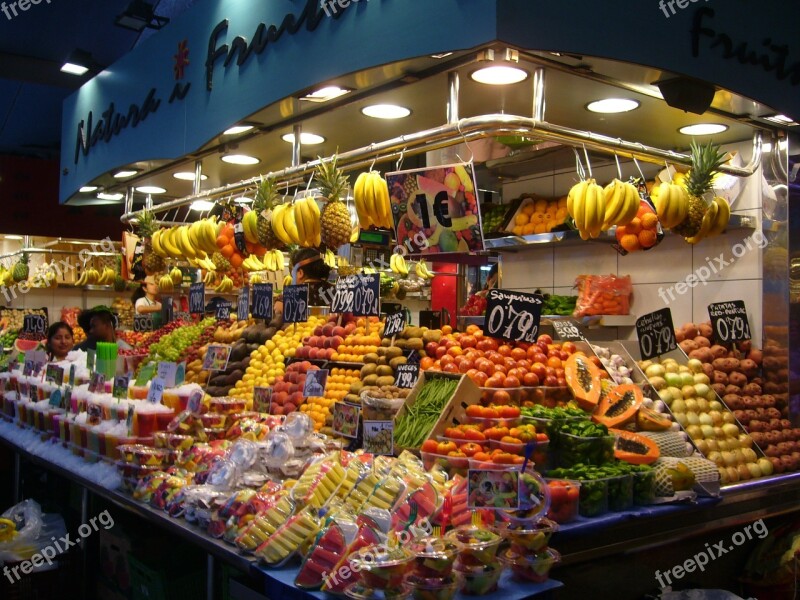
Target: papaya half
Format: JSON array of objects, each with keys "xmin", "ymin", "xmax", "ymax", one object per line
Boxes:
[
  {"xmin": 593, "ymin": 384, "xmax": 643, "ymax": 428},
  {"xmin": 564, "ymin": 353, "xmax": 603, "ymax": 412},
  {"xmin": 610, "ymin": 429, "xmax": 660, "ymax": 465},
  {"xmin": 636, "ymin": 405, "xmax": 672, "ymax": 432}
]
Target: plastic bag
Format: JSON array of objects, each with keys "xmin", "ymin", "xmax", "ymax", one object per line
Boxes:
[
  {"xmin": 0, "ymin": 499, "xmax": 66, "ymax": 563},
  {"xmin": 573, "ymin": 274, "xmax": 632, "ymax": 317}
]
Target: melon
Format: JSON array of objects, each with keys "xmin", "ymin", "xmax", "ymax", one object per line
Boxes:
[
  {"xmin": 391, "ymin": 482, "xmax": 440, "ymax": 532},
  {"xmin": 321, "ymin": 525, "xmax": 383, "ymax": 594},
  {"xmin": 636, "ymin": 405, "xmax": 673, "ymax": 432},
  {"xmin": 296, "ymin": 522, "xmax": 352, "ymax": 590},
  {"xmin": 610, "ymin": 429, "xmax": 660, "ymax": 465},
  {"xmin": 593, "ymin": 384, "xmax": 644, "ymax": 428},
  {"xmin": 565, "ymin": 353, "xmax": 603, "ymax": 411},
  {"xmin": 13, "ymin": 338, "xmax": 39, "ymax": 354}
]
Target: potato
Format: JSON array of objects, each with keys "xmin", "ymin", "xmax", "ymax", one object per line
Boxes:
[
  {"xmin": 680, "ymin": 340, "xmax": 699, "ymax": 354},
  {"xmin": 728, "ymin": 371, "xmax": 748, "ymax": 387},
  {"xmin": 741, "ymin": 383, "xmax": 762, "ymax": 396},
  {"xmin": 713, "ymin": 371, "xmax": 729, "ymax": 385},
  {"xmin": 711, "ymin": 383, "xmax": 727, "ymax": 396},
  {"xmin": 738, "ymin": 359, "xmax": 758, "ymax": 378},
  {"xmin": 698, "ymin": 323, "xmax": 713, "ymax": 338},
  {"xmin": 689, "ymin": 348, "xmax": 714, "ymax": 363},
  {"xmin": 694, "ymin": 336, "xmax": 711, "ymax": 348},
  {"xmin": 710, "ymin": 345, "xmax": 728, "ymax": 359},
  {"xmin": 723, "ymin": 394, "xmax": 742, "ymax": 409},
  {"xmin": 712, "ymin": 358, "xmax": 736, "ymax": 373},
  {"xmin": 681, "ymin": 323, "xmax": 699, "ymax": 339},
  {"xmin": 724, "ymin": 384, "xmax": 742, "ymax": 395}
]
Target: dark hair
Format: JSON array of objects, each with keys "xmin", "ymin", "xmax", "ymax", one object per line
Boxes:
[
  {"xmin": 291, "ymin": 248, "xmax": 331, "ymax": 281},
  {"xmin": 91, "ymin": 311, "xmax": 116, "ymax": 327},
  {"xmin": 131, "ymin": 286, "xmax": 146, "ymax": 304},
  {"xmin": 45, "ymin": 322, "xmax": 74, "ymax": 356}
]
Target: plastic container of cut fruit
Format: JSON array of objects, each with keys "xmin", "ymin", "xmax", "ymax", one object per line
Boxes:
[
  {"xmin": 209, "ymin": 397, "xmax": 247, "ymax": 415},
  {"xmin": 407, "ymin": 575, "xmax": 459, "ymax": 600},
  {"xmin": 154, "ymin": 431, "xmax": 195, "ymax": 451},
  {"xmin": 411, "ymin": 537, "xmax": 459, "ymax": 579},
  {"xmin": 349, "ymin": 545, "xmax": 415, "ymax": 590},
  {"xmin": 445, "ymin": 526, "xmax": 502, "ymax": 568},
  {"xmin": 117, "ymin": 444, "xmax": 168, "ymax": 467},
  {"xmin": 544, "ymin": 479, "xmax": 581, "ymax": 524},
  {"xmin": 421, "ymin": 451, "xmax": 469, "ymax": 475},
  {"xmin": 519, "ymin": 386, "xmax": 573, "ymax": 408},
  {"xmin": 453, "ymin": 559, "xmax": 503, "ymax": 595},
  {"xmin": 500, "ymin": 547, "xmax": 561, "ymax": 583},
  {"xmin": 493, "ymin": 517, "xmax": 558, "ymax": 553}
]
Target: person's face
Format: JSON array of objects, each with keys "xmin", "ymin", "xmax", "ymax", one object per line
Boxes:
[
  {"xmin": 50, "ymin": 328, "xmax": 74, "ymax": 358},
  {"xmin": 89, "ymin": 316, "xmax": 113, "ymax": 341},
  {"xmin": 144, "ymin": 281, "xmax": 159, "ymax": 295},
  {"xmin": 292, "ymin": 264, "xmax": 305, "ymax": 284}
]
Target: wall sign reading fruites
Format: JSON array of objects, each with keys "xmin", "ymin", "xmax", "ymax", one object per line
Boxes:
[
  {"xmin": 394, "ymin": 364, "xmax": 419, "ymax": 388},
  {"xmin": 484, "ymin": 289, "xmax": 544, "ymax": 343},
  {"xmin": 551, "ymin": 319, "xmax": 586, "ymax": 342},
  {"xmin": 251, "ymin": 283, "xmax": 273, "ymax": 320},
  {"xmin": 708, "ymin": 300, "xmax": 751, "ymax": 343},
  {"xmin": 636, "ymin": 308, "xmax": 677, "ymax": 360},
  {"xmin": 331, "ymin": 275, "xmax": 380, "ymax": 316},
  {"xmin": 283, "ymin": 284, "xmax": 309, "ymax": 323},
  {"xmin": 189, "ymin": 283, "xmax": 205, "ymax": 315},
  {"xmin": 383, "ymin": 310, "xmax": 406, "ymax": 338}
]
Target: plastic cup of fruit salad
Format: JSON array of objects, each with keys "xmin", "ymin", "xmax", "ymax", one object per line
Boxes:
[
  {"xmin": 500, "ymin": 547, "xmax": 561, "ymax": 583},
  {"xmin": 411, "ymin": 537, "xmax": 459, "ymax": 579},
  {"xmin": 445, "ymin": 526, "xmax": 502, "ymax": 567},
  {"xmin": 453, "ymin": 559, "xmax": 504, "ymax": 595},
  {"xmin": 493, "ymin": 517, "xmax": 558, "ymax": 553},
  {"xmin": 407, "ymin": 574, "xmax": 459, "ymax": 600},
  {"xmin": 349, "ymin": 545, "xmax": 415, "ymax": 590}
]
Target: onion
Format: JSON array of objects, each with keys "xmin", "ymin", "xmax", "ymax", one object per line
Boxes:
[
  {"xmin": 670, "ymin": 422, "xmax": 680, "ymax": 431},
  {"xmin": 622, "ymin": 377, "xmax": 633, "ymax": 384},
  {"xmin": 618, "ymin": 367, "xmax": 630, "ymax": 377},
  {"xmin": 643, "ymin": 399, "xmax": 654, "ymax": 409},
  {"xmin": 655, "ymin": 401, "xmax": 666, "ymax": 412},
  {"xmin": 686, "ymin": 443, "xmax": 695, "ymax": 455}
]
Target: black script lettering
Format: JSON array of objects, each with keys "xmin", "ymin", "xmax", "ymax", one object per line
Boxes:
[
  {"xmin": 206, "ymin": 19, "xmax": 229, "ymax": 91},
  {"xmin": 169, "ymin": 82, "xmax": 191, "ymax": 103}
]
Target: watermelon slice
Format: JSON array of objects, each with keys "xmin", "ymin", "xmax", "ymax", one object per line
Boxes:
[
  {"xmin": 321, "ymin": 525, "xmax": 382, "ymax": 594},
  {"xmin": 14, "ymin": 338, "xmax": 38, "ymax": 353},
  {"xmin": 391, "ymin": 482, "xmax": 440, "ymax": 532},
  {"xmin": 296, "ymin": 523, "xmax": 349, "ymax": 590}
]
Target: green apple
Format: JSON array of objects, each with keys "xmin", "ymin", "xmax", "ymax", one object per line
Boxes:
[
  {"xmin": 649, "ymin": 376, "xmax": 667, "ymax": 390},
  {"xmin": 693, "ymin": 373, "xmax": 710, "ymax": 385},
  {"xmin": 671, "ymin": 399, "xmax": 687, "ymax": 413},
  {"xmin": 664, "ymin": 372, "xmax": 683, "ymax": 388},
  {"xmin": 667, "ymin": 387, "xmax": 684, "ymax": 401},
  {"xmin": 746, "ymin": 462, "xmax": 762, "ymax": 479},
  {"xmin": 694, "ymin": 384, "xmax": 711, "ymax": 398},
  {"xmin": 742, "ymin": 448, "xmax": 757, "ymax": 463},
  {"xmin": 686, "ymin": 411, "xmax": 700, "ymax": 425},
  {"xmin": 722, "ymin": 423, "xmax": 740, "ymax": 438},
  {"xmin": 682, "ymin": 385, "xmax": 697, "ymax": 398},
  {"xmin": 686, "ymin": 358, "xmax": 704, "ymax": 373},
  {"xmin": 702, "ymin": 424, "xmax": 717, "ymax": 439},
  {"xmin": 645, "ymin": 364, "xmax": 666, "ymax": 378},
  {"xmin": 685, "ymin": 398, "xmax": 698, "ymax": 412},
  {"xmin": 665, "ymin": 362, "xmax": 680, "ymax": 374},
  {"xmin": 708, "ymin": 400, "xmax": 722, "ymax": 411},
  {"xmin": 680, "ymin": 372, "xmax": 695, "ymax": 387},
  {"xmin": 757, "ymin": 458, "xmax": 774, "ymax": 476}
]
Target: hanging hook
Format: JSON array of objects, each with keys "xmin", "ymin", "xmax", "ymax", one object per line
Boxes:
[
  {"xmin": 396, "ymin": 147, "xmax": 407, "ymax": 171},
  {"xmin": 582, "ymin": 144, "xmax": 593, "ymax": 179},
  {"xmin": 572, "ymin": 147, "xmax": 586, "ymax": 182},
  {"xmin": 665, "ymin": 160, "xmax": 674, "ymax": 183},
  {"xmin": 455, "ymin": 120, "xmax": 474, "ymax": 164},
  {"xmin": 632, "ymin": 157, "xmax": 647, "ymax": 182},
  {"xmin": 613, "ymin": 152, "xmax": 623, "ymax": 180},
  {"xmin": 368, "ymin": 144, "xmax": 377, "ymax": 172}
]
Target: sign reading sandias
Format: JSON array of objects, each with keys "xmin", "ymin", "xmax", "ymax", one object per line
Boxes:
[{"xmin": 61, "ymin": 0, "xmax": 798, "ymax": 203}]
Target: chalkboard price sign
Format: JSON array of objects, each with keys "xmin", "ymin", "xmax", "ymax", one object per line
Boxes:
[
  {"xmin": 330, "ymin": 275, "xmax": 380, "ymax": 316},
  {"xmin": 22, "ymin": 314, "xmax": 48, "ymax": 336},
  {"xmin": 189, "ymin": 283, "xmax": 205, "ymax": 315},
  {"xmin": 551, "ymin": 319, "xmax": 585, "ymax": 342},
  {"xmin": 251, "ymin": 283, "xmax": 273, "ymax": 320},
  {"xmin": 636, "ymin": 308, "xmax": 677, "ymax": 360},
  {"xmin": 484, "ymin": 289, "xmax": 544, "ymax": 344},
  {"xmin": 283, "ymin": 285, "xmax": 309, "ymax": 323},
  {"xmin": 237, "ymin": 286, "xmax": 250, "ymax": 320},
  {"xmin": 394, "ymin": 364, "xmax": 420, "ymax": 389},
  {"xmin": 215, "ymin": 301, "xmax": 232, "ymax": 321},
  {"xmin": 708, "ymin": 300, "xmax": 751, "ymax": 343},
  {"xmin": 383, "ymin": 311, "xmax": 406, "ymax": 339},
  {"xmin": 134, "ymin": 314, "xmax": 153, "ymax": 332}
]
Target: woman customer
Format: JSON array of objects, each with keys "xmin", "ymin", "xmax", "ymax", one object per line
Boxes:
[
  {"xmin": 44, "ymin": 322, "xmax": 75, "ymax": 361},
  {"xmin": 132, "ymin": 276, "xmax": 162, "ymax": 314}
]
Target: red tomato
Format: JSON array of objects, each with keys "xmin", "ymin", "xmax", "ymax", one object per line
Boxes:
[
  {"xmin": 523, "ymin": 372, "xmax": 540, "ymax": 386},
  {"xmin": 460, "ymin": 335, "xmax": 477, "ymax": 348},
  {"xmin": 544, "ymin": 375, "xmax": 559, "ymax": 386},
  {"xmin": 443, "ymin": 363, "xmax": 460, "ymax": 373},
  {"xmin": 503, "ymin": 357, "xmax": 517, "ymax": 370},
  {"xmin": 437, "ymin": 441, "xmax": 457, "ymax": 454},
  {"xmin": 562, "ymin": 342, "xmax": 577, "ymax": 354},
  {"xmin": 537, "ymin": 334, "xmax": 553, "ymax": 345},
  {"xmin": 547, "ymin": 356, "xmax": 562, "ymax": 369},
  {"xmin": 472, "ymin": 371, "xmax": 489, "ymax": 387},
  {"xmin": 493, "ymin": 365, "xmax": 508, "ymax": 376},
  {"xmin": 425, "ymin": 342, "xmax": 439, "ymax": 356},
  {"xmin": 421, "ymin": 439, "xmax": 439, "ymax": 453},
  {"xmin": 492, "ymin": 390, "xmax": 512, "ymax": 405},
  {"xmin": 440, "ymin": 354, "xmax": 455, "ymax": 367},
  {"xmin": 500, "ymin": 406, "xmax": 520, "ymax": 419},
  {"xmin": 510, "ymin": 348, "xmax": 527, "ymax": 361},
  {"xmin": 530, "ymin": 363, "xmax": 547, "ymax": 379},
  {"xmin": 516, "ymin": 359, "xmax": 531, "ymax": 371},
  {"xmin": 460, "ymin": 442, "xmax": 483, "ymax": 457},
  {"xmin": 486, "ymin": 375, "xmax": 505, "ymax": 388},
  {"xmin": 498, "ymin": 345, "xmax": 512, "ymax": 357},
  {"xmin": 435, "ymin": 346, "xmax": 448, "ymax": 359},
  {"xmin": 504, "ymin": 375, "xmax": 521, "ymax": 388}
]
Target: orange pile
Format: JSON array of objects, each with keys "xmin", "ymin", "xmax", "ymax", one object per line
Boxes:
[
  {"xmin": 330, "ymin": 317, "xmax": 383, "ymax": 361},
  {"xmin": 509, "ymin": 197, "xmax": 569, "ymax": 236},
  {"xmin": 324, "ymin": 368, "xmax": 361, "ymax": 402},
  {"xmin": 616, "ymin": 201, "xmax": 660, "ymax": 252}
]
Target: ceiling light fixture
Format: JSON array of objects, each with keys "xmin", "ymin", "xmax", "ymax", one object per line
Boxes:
[
  {"xmin": 764, "ymin": 114, "xmax": 798, "ymax": 126},
  {"xmin": 191, "ymin": 200, "xmax": 215, "ymax": 211},
  {"xmin": 79, "ymin": 186, "xmax": 98, "ymax": 193},
  {"xmin": 281, "ymin": 132, "xmax": 325, "ymax": 145},
  {"xmin": 234, "ymin": 197, "xmax": 254, "ymax": 204},
  {"xmin": 113, "ymin": 170, "xmax": 138, "ymax": 178},
  {"xmin": 115, "ymin": 0, "xmax": 169, "ymax": 32},
  {"xmin": 471, "ymin": 48, "xmax": 528, "ymax": 85},
  {"xmin": 60, "ymin": 49, "xmax": 93, "ymax": 76},
  {"xmin": 586, "ymin": 98, "xmax": 640, "ymax": 114},
  {"xmin": 173, "ymin": 172, "xmax": 208, "ymax": 181},
  {"xmin": 4, "ymin": 235, "xmax": 23, "ymax": 240},
  {"xmin": 361, "ymin": 104, "xmax": 412, "ymax": 119},
  {"xmin": 301, "ymin": 86, "xmax": 352, "ymax": 103},
  {"xmin": 431, "ymin": 52, "xmax": 453, "ymax": 59},
  {"xmin": 679, "ymin": 123, "xmax": 728, "ymax": 136},
  {"xmin": 97, "ymin": 192, "xmax": 124, "ymax": 201},
  {"xmin": 221, "ymin": 154, "xmax": 260, "ymax": 165},
  {"xmin": 223, "ymin": 124, "xmax": 255, "ymax": 136},
  {"xmin": 136, "ymin": 186, "xmax": 166, "ymax": 194}
]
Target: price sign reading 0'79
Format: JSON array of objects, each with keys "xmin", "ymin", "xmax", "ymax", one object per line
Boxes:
[
  {"xmin": 330, "ymin": 275, "xmax": 380, "ymax": 316},
  {"xmin": 283, "ymin": 284, "xmax": 309, "ymax": 323},
  {"xmin": 484, "ymin": 289, "xmax": 544, "ymax": 344},
  {"xmin": 708, "ymin": 300, "xmax": 751, "ymax": 343},
  {"xmin": 636, "ymin": 308, "xmax": 677, "ymax": 360}
]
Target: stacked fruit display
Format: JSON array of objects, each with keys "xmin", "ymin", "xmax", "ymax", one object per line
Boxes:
[
  {"xmin": 507, "ymin": 196, "xmax": 569, "ymax": 236},
  {"xmin": 141, "ymin": 317, "xmax": 217, "ymax": 365},
  {"xmin": 329, "ymin": 319, "xmax": 383, "ymax": 362},
  {"xmin": 269, "ymin": 362, "xmax": 326, "ymax": 426},
  {"xmin": 293, "ymin": 314, "xmax": 354, "ymax": 361}
]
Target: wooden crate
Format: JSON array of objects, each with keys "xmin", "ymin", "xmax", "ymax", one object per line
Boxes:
[{"xmin": 393, "ymin": 371, "xmax": 481, "ymax": 453}]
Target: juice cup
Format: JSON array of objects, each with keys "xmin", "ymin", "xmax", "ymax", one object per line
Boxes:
[
  {"xmin": 161, "ymin": 390, "xmax": 181, "ymax": 412},
  {"xmin": 55, "ymin": 414, "xmax": 71, "ymax": 446},
  {"xmin": 155, "ymin": 408, "xmax": 176, "ymax": 432},
  {"xmin": 134, "ymin": 409, "xmax": 158, "ymax": 438},
  {"xmin": 130, "ymin": 386, "xmax": 149, "ymax": 400}
]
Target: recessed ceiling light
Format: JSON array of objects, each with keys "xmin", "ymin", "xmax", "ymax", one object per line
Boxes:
[
  {"xmin": 113, "ymin": 170, "xmax": 138, "ymax": 178},
  {"xmin": 136, "ymin": 186, "xmax": 166, "ymax": 194},
  {"xmin": 60, "ymin": 63, "xmax": 88, "ymax": 76},
  {"xmin": 301, "ymin": 86, "xmax": 351, "ymax": 103},
  {"xmin": 60, "ymin": 49, "xmax": 93, "ymax": 76},
  {"xmin": 173, "ymin": 172, "xmax": 209, "ymax": 181},
  {"xmin": 281, "ymin": 132, "xmax": 325, "ymax": 145},
  {"xmin": 431, "ymin": 52, "xmax": 453, "ymax": 59},
  {"xmin": 4, "ymin": 235, "xmax": 23, "ymax": 240},
  {"xmin": 79, "ymin": 186, "xmax": 98, "ymax": 193},
  {"xmin": 190, "ymin": 200, "xmax": 215, "ymax": 211},
  {"xmin": 470, "ymin": 66, "xmax": 528, "ymax": 85},
  {"xmin": 97, "ymin": 192, "xmax": 124, "ymax": 201},
  {"xmin": 223, "ymin": 124, "xmax": 255, "ymax": 135},
  {"xmin": 586, "ymin": 98, "xmax": 640, "ymax": 114},
  {"xmin": 234, "ymin": 197, "xmax": 254, "ymax": 204},
  {"xmin": 221, "ymin": 154, "xmax": 260, "ymax": 165},
  {"xmin": 679, "ymin": 123, "xmax": 728, "ymax": 135},
  {"xmin": 764, "ymin": 114, "xmax": 798, "ymax": 126},
  {"xmin": 361, "ymin": 104, "xmax": 411, "ymax": 120}
]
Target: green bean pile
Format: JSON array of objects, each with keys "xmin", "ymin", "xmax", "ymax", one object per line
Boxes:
[{"xmin": 394, "ymin": 377, "xmax": 459, "ymax": 449}]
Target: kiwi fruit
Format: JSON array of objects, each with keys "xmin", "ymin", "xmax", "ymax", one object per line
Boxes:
[
  {"xmin": 405, "ymin": 327, "xmax": 422, "ymax": 339},
  {"xmin": 385, "ymin": 346, "xmax": 403, "ymax": 359},
  {"xmin": 362, "ymin": 374, "xmax": 379, "ymax": 386},
  {"xmin": 389, "ymin": 356, "xmax": 407, "ymax": 369},
  {"xmin": 423, "ymin": 330, "xmax": 442, "ymax": 343},
  {"xmin": 363, "ymin": 353, "xmax": 380, "ymax": 364},
  {"xmin": 361, "ymin": 364, "xmax": 378, "ymax": 378},
  {"xmin": 381, "ymin": 338, "xmax": 392, "ymax": 347},
  {"xmin": 350, "ymin": 381, "xmax": 364, "ymax": 394},
  {"xmin": 376, "ymin": 347, "xmax": 387, "ymax": 357},
  {"xmin": 376, "ymin": 376, "xmax": 396, "ymax": 387},
  {"xmin": 395, "ymin": 339, "xmax": 408, "ymax": 350},
  {"xmin": 376, "ymin": 365, "xmax": 394, "ymax": 377},
  {"xmin": 405, "ymin": 338, "xmax": 424, "ymax": 350},
  {"xmin": 377, "ymin": 356, "xmax": 388, "ymax": 366}
]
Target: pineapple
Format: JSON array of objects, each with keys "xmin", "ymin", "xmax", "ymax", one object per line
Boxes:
[
  {"xmin": 254, "ymin": 177, "xmax": 285, "ymax": 250},
  {"xmin": 673, "ymin": 140, "xmax": 727, "ymax": 237},
  {"xmin": 211, "ymin": 251, "xmax": 231, "ymax": 272},
  {"xmin": 113, "ymin": 255, "xmax": 126, "ymax": 292},
  {"xmin": 11, "ymin": 252, "xmax": 28, "ymax": 282},
  {"xmin": 137, "ymin": 210, "xmax": 166, "ymax": 275},
  {"xmin": 315, "ymin": 154, "xmax": 352, "ymax": 251}
]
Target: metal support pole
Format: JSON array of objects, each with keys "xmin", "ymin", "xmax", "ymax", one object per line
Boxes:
[
  {"xmin": 533, "ymin": 67, "xmax": 546, "ymax": 122},
  {"xmin": 447, "ymin": 72, "xmax": 460, "ymax": 124},
  {"xmin": 145, "ymin": 194, "xmax": 153, "ymax": 211},
  {"xmin": 124, "ymin": 187, "xmax": 134, "ymax": 215},
  {"xmin": 193, "ymin": 160, "xmax": 204, "ymax": 196},
  {"xmin": 12, "ymin": 453, "xmax": 21, "ymax": 502},
  {"xmin": 207, "ymin": 554, "xmax": 215, "ymax": 600},
  {"xmin": 292, "ymin": 124, "xmax": 302, "ymax": 168}
]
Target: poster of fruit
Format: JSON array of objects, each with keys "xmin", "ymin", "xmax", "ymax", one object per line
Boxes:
[
  {"xmin": 363, "ymin": 420, "xmax": 394, "ymax": 455},
  {"xmin": 332, "ymin": 402, "xmax": 360, "ymax": 438},
  {"xmin": 386, "ymin": 162, "xmax": 484, "ymax": 255}
]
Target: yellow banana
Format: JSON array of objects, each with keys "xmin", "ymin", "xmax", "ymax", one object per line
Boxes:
[
  {"xmin": 271, "ymin": 205, "xmax": 293, "ymax": 246},
  {"xmin": 364, "ymin": 172, "xmax": 378, "ymax": 224},
  {"xmin": 654, "ymin": 183, "xmax": 673, "ymax": 228},
  {"xmin": 619, "ymin": 183, "xmax": 641, "ymax": 226},
  {"xmin": 567, "ymin": 180, "xmax": 588, "ymax": 218},
  {"xmin": 390, "ymin": 253, "xmax": 398, "ymax": 274},
  {"xmin": 275, "ymin": 250, "xmax": 285, "ymax": 271},
  {"xmin": 243, "ymin": 211, "xmax": 259, "ymax": 244},
  {"xmin": 293, "ymin": 201, "xmax": 309, "ymax": 247},
  {"xmin": 707, "ymin": 196, "xmax": 730, "ymax": 237},
  {"xmin": 162, "ymin": 228, "xmax": 181, "ymax": 258},
  {"xmin": 284, "ymin": 205, "xmax": 302, "ymax": 245},
  {"xmin": 685, "ymin": 199, "xmax": 718, "ymax": 244},
  {"xmin": 372, "ymin": 173, "xmax": 390, "ymax": 227},
  {"xmin": 180, "ymin": 225, "xmax": 198, "ymax": 259},
  {"xmin": 307, "ymin": 198, "xmax": 321, "ymax": 242},
  {"xmin": 669, "ymin": 185, "xmax": 689, "ymax": 230},
  {"xmin": 602, "ymin": 179, "xmax": 626, "ymax": 228},
  {"xmin": 453, "ymin": 164, "xmax": 474, "ymax": 193},
  {"xmin": 74, "ymin": 271, "xmax": 88, "ymax": 286},
  {"xmin": 204, "ymin": 271, "xmax": 216, "ymax": 285},
  {"xmin": 396, "ymin": 255, "xmax": 408, "ymax": 276},
  {"xmin": 188, "ymin": 221, "xmax": 202, "ymax": 252},
  {"xmin": 590, "ymin": 181, "xmax": 606, "ymax": 238},
  {"xmin": 203, "ymin": 219, "xmax": 219, "ymax": 254},
  {"xmin": 353, "ymin": 172, "xmax": 371, "ymax": 228},
  {"xmin": 151, "ymin": 229, "xmax": 166, "ymax": 257},
  {"xmin": 582, "ymin": 182, "xmax": 597, "ymax": 240}
]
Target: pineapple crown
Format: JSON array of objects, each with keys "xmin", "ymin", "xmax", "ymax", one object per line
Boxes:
[
  {"xmin": 18, "ymin": 251, "xmax": 28, "ymax": 265},
  {"xmin": 685, "ymin": 139, "xmax": 727, "ymax": 197},
  {"xmin": 136, "ymin": 209, "xmax": 158, "ymax": 238},
  {"xmin": 314, "ymin": 154, "xmax": 349, "ymax": 202},
  {"xmin": 254, "ymin": 177, "xmax": 280, "ymax": 212}
]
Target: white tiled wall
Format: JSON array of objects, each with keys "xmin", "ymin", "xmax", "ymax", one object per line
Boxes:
[{"xmin": 499, "ymin": 140, "xmax": 765, "ymax": 347}]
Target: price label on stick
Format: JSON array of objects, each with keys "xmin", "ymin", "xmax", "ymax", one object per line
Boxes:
[
  {"xmin": 45, "ymin": 364, "xmax": 64, "ymax": 385},
  {"xmin": 551, "ymin": 319, "xmax": 586, "ymax": 342},
  {"xmin": 215, "ymin": 301, "xmax": 232, "ymax": 321},
  {"xmin": 252, "ymin": 283, "xmax": 273, "ymax": 320},
  {"xmin": 113, "ymin": 374, "xmax": 130, "ymax": 400},
  {"xmin": 383, "ymin": 311, "xmax": 406, "ymax": 339},
  {"xmin": 22, "ymin": 314, "xmax": 47, "ymax": 336},
  {"xmin": 135, "ymin": 363, "xmax": 155, "ymax": 387},
  {"xmin": 363, "ymin": 420, "xmax": 394, "ymax": 455},
  {"xmin": 134, "ymin": 314, "xmax": 153, "ymax": 332},
  {"xmin": 283, "ymin": 284, "xmax": 309, "ymax": 323},
  {"xmin": 484, "ymin": 289, "xmax": 544, "ymax": 344},
  {"xmin": 708, "ymin": 300, "xmax": 751, "ymax": 343},
  {"xmin": 333, "ymin": 402, "xmax": 360, "ymax": 439},
  {"xmin": 147, "ymin": 377, "xmax": 165, "ymax": 403},
  {"xmin": 157, "ymin": 362, "xmax": 178, "ymax": 387},
  {"xmin": 89, "ymin": 372, "xmax": 105, "ymax": 393},
  {"xmin": 253, "ymin": 386, "xmax": 272, "ymax": 414},
  {"xmin": 203, "ymin": 345, "xmax": 232, "ymax": 372},
  {"xmin": 303, "ymin": 369, "xmax": 329, "ymax": 398},
  {"xmin": 636, "ymin": 308, "xmax": 677, "ymax": 360},
  {"xmin": 331, "ymin": 275, "xmax": 380, "ymax": 316},
  {"xmin": 189, "ymin": 283, "xmax": 205, "ymax": 315},
  {"xmin": 394, "ymin": 364, "xmax": 419, "ymax": 389},
  {"xmin": 237, "ymin": 286, "xmax": 250, "ymax": 320}
]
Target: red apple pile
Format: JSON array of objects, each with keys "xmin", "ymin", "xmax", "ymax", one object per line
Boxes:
[
  {"xmin": 269, "ymin": 361, "xmax": 321, "ymax": 416},
  {"xmin": 677, "ymin": 321, "xmax": 798, "ymax": 474},
  {"xmin": 294, "ymin": 314, "xmax": 356, "ymax": 361}
]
